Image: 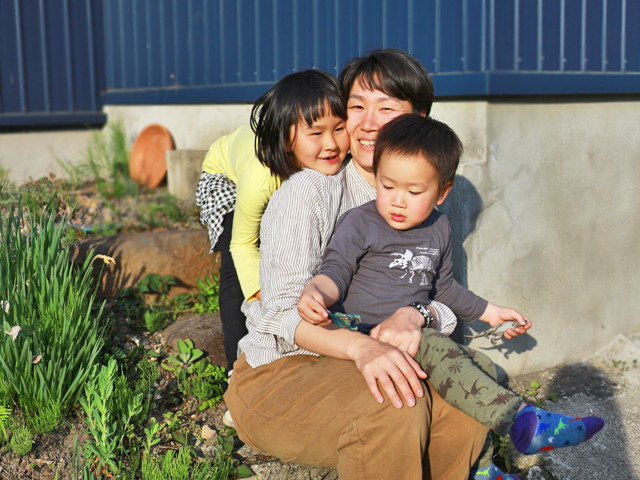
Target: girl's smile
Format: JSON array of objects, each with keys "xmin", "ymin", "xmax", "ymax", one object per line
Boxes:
[{"xmin": 289, "ymin": 106, "xmax": 350, "ymax": 176}]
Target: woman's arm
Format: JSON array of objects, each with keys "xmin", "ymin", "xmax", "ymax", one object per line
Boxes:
[{"xmin": 294, "ymin": 321, "xmax": 427, "ymax": 409}]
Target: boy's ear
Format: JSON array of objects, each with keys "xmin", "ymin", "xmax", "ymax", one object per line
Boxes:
[{"xmin": 436, "ymin": 181, "xmax": 454, "ymax": 205}]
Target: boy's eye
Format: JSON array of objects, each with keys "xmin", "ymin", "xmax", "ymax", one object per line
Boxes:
[
  {"xmin": 382, "ymin": 185, "xmax": 392, "ymax": 190},
  {"xmin": 409, "ymin": 191, "xmax": 423, "ymax": 196}
]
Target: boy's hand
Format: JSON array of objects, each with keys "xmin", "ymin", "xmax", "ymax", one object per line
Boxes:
[
  {"xmin": 479, "ymin": 302, "xmax": 532, "ymax": 340},
  {"xmin": 370, "ymin": 306, "xmax": 424, "ymax": 356},
  {"xmin": 298, "ymin": 285, "xmax": 331, "ymax": 325}
]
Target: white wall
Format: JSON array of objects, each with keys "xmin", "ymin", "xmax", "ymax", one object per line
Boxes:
[{"xmin": 434, "ymin": 99, "xmax": 640, "ymax": 375}]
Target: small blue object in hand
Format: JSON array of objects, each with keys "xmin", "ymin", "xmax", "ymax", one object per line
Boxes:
[
  {"xmin": 329, "ymin": 312, "xmax": 361, "ymax": 331},
  {"xmin": 328, "ymin": 312, "xmax": 377, "ymax": 334}
]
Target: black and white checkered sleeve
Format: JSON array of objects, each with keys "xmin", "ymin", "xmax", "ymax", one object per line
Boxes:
[{"xmin": 195, "ymin": 171, "xmax": 237, "ymax": 252}]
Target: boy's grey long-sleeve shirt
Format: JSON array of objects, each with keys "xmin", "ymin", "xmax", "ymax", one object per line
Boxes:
[{"xmin": 319, "ymin": 201, "xmax": 488, "ymax": 324}]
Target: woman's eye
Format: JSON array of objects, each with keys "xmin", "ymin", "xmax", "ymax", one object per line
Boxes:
[{"xmin": 382, "ymin": 185, "xmax": 392, "ymax": 190}]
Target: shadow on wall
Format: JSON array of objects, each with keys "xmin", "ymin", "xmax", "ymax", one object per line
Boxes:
[{"xmin": 439, "ymin": 175, "xmax": 537, "ymax": 359}]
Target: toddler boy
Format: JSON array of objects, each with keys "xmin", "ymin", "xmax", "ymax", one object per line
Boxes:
[{"xmin": 298, "ymin": 114, "xmax": 604, "ymax": 480}]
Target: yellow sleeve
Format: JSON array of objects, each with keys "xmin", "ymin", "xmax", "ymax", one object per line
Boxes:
[
  {"xmin": 230, "ymin": 164, "xmax": 274, "ymax": 300},
  {"xmin": 201, "ymin": 125, "xmax": 256, "ymax": 179}
]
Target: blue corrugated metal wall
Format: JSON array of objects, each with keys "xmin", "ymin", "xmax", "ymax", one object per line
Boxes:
[
  {"xmin": 0, "ymin": 0, "xmax": 106, "ymax": 127},
  {"xmin": 101, "ymin": 0, "xmax": 640, "ymax": 105},
  {"xmin": 2, "ymin": 0, "xmax": 640, "ymax": 127}
]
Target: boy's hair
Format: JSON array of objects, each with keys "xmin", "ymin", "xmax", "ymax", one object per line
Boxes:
[
  {"xmin": 373, "ymin": 114, "xmax": 462, "ymax": 193},
  {"xmin": 339, "ymin": 49, "xmax": 434, "ymax": 116},
  {"xmin": 251, "ymin": 69, "xmax": 346, "ymax": 180}
]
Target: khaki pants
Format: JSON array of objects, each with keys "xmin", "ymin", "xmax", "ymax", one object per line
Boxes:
[{"xmin": 225, "ymin": 354, "xmax": 489, "ymax": 480}]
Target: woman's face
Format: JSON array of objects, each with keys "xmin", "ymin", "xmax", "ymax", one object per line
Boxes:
[{"xmin": 346, "ymin": 79, "xmax": 413, "ymax": 173}]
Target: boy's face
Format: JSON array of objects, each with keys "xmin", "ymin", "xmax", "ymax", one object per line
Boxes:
[
  {"xmin": 375, "ymin": 152, "xmax": 452, "ymax": 230},
  {"xmin": 346, "ymin": 79, "xmax": 414, "ymax": 173}
]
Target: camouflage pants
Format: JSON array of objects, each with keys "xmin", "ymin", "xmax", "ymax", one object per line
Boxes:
[{"xmin": 416, "ymin": 329, "xmax": 523, "ymax": 468}]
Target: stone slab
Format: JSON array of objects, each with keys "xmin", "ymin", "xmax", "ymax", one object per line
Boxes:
[{"xmin": 167, "ymin": 149, "xmax": 207, "ymax": 204}]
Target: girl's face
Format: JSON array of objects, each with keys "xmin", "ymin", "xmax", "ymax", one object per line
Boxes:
[{"xmin": 289, "ymin": 110, "xmax": 350, "ymax": 176}]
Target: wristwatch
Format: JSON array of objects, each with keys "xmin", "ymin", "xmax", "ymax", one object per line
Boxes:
[{"xmin": 409, "ymin": 302, "xmax": 435, "ymax": 329}]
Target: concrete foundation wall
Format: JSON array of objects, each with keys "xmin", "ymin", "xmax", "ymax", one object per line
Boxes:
[
  {"xmin": 0, "ymin": 129, "xmax": 97, "ymax": 184},
  {"xmin": 434, "ymin": 99, "xmax": 640, "ymax": 376},
  {"xmin": 103, "ymin": 104, "xmax": 253, "ymax": 151}
]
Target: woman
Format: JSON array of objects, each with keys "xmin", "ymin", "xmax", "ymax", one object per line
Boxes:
[{"xmin": 225, "ymin": 50, "xmax": 529, "ymax": 479}]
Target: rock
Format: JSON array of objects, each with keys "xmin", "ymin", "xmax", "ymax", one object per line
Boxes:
[
  {"xmin": 69, "ymin": 229, "xmax": 220, "ymax": 301},
  {"xmin": 163, "ymin": 314, "xmax": 225, "ymax": 367},
  {"xmin": 201, "ymin": 425, "xmax": 216, "ymax": 440},
  {"xmin": 247, "ymin": 461, "xmax": 338, "ymax": 480}
]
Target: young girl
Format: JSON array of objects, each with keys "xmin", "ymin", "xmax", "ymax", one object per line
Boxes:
[{"xmin": 195, "ymin": 70, "xmax": 349, "ymax": 373}]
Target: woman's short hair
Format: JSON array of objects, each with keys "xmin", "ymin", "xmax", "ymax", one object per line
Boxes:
[
  {"xmin": 339, "ymin": 49, "xmax": 434, "ymax": 116},
  {"xmin": 251, "ymin": 70, "xmax": 346, "ymax": 180}
]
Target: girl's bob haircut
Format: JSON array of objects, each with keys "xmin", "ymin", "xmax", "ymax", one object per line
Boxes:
[{"xmin": 251, "ymin": 69, "xmax": 346, "ymax": 180}]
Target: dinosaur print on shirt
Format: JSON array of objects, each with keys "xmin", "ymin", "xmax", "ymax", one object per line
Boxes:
[{"xmin": 388, "ymin": 247, "xmax": 439, "ymax": 286}]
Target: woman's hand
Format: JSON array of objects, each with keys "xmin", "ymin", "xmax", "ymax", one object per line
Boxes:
[
  {"xmin": 295, "ymin": 321, "xmax": 426, "ymax": 409},
  {"xmin": 479, "ymin": 302, "xmax": 532, "ymax": 340},
  {"xmin": 349, "ymin": 337, "xmax": 428, "ymax": 409},
  {"xmin": 369, "ymin": 306, "xmax": 425, "ymax": 356}
]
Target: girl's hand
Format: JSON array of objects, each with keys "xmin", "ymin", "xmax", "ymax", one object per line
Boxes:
[
  {"xmin": 479, "ymin": 302, "xmax": 532, "ymax": 340},
  {"xmin": 349, "ymin": 337, "xmax": 428, "ymax": 409},
  {"xmin": 298, "ymin": 285, "xmax": 331, "ymax": 325},
  {"xmin": 370, "ymin": 306, "xmax": 424, "ymax": 356}
]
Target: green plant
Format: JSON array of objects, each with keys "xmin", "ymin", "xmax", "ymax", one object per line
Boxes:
[
  {"xmin": 527, "ymin": 380, "xmax": 540, "ymax": 396},
  {"xmin": 491, "ymin": 432, "xmax": 513, "ymax": 473},
  {"xmin": 135, "ymin": 193, "xmax": 188, "ymax": 227},
  {"xmin": 162, "ymin": 339, "xmax": 205, "ymax": 380},
  {"xmin": 71, "ymin": 434, "xmax": 99, "ymax": 480},
  {"xmin": 193, "ymin": 275, "xmax": 220, "ymax": 314},
  {"xmin": 138, "ymin": 274, "xmax": 177, "ymax": 305},
  {"xmin": 26, "ymin": 400, "xmax": 62, "ymax": 434},
  {"xmin": 182, "ymin": 361, "xmax": 226, "ymax": 411},
  {"xmin": 161, "ymin": 410, "xmax": 183, "ymax": 434},
  {"xmin": 0, "ymin": 374, "xmax": 13, "ymax": 407},
  {"xmin": 0, "ymin": 404, "xmax": 10, "ymax": 444},
  {"xmin": 612, "ymin": 359, "xmax": 630, "ymax": 371},
  {"xmin": 0, "ymin": 204, "xmax": 108, "ymax": 417},
  {"xmin": 215, "ymin": 435, "xmax": 254, "ymax": 479},
  {"xmin": 143, "ymin": 418, "xmax": 162, "ymax": 456},
  {"xmin": 141, "ymin": 448, "xmax": 190, "ymax": 480},
  {"xmin": 79, "ymin": 359, "xmax": 143, "ymax": 474},
  {"xmin": 10, "ymin": 423, "xmax": 33, "ymax": 456},
  {"xmin": 58, "ymin": 120, "xmax": 138, "ymax": 198},
  {"xmin": 144, "ymin": 309, "xmax": 168, "ymax": 333}
]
